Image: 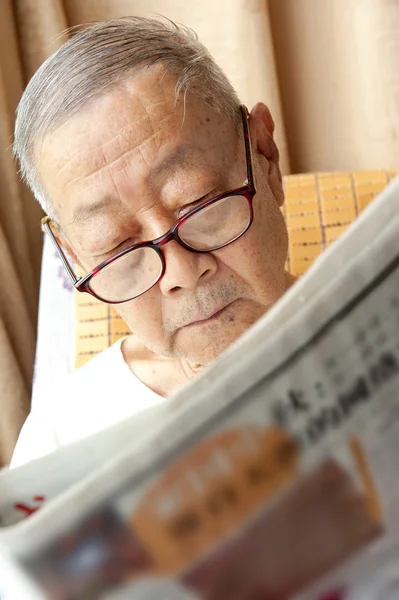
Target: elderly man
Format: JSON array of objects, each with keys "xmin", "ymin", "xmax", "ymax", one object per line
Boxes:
[{"xmin": 11, "ymin": 17, "xmax": 294, "ymax": 466}]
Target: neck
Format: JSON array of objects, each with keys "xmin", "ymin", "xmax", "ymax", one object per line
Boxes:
[
  {"xmin": 179, "ymin": 357, "xmax": 206, "ymax": 380},
  {"xmin": 122, "ymin": 336, "xmax": 206, "ymax": 397}
]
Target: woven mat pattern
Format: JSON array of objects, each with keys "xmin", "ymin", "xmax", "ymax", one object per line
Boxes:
[{"xmin": 75, "ymin": 170, "xmax": 396, "ymax": 368}]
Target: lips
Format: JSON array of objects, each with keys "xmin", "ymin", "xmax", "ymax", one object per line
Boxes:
[{"xmin": 186, "ymin": 303, "xmax": 232, "ymax": 327}]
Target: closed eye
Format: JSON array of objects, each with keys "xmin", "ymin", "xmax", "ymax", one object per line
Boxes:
[
  {"xmin": 177, "ymin": 187, "xmax": 221, "ymax": 217},
  {"xmin": 93, "ymin": 237, "xmax": 139, "ymax": 260}
]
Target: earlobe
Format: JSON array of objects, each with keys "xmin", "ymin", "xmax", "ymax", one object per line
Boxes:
[{"xmin": 249, "ymin": 102, "xmax": 284, "ymax": 207}]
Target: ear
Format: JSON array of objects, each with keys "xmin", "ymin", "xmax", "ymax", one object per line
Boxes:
[{"xmin": 248, "ymin": 102, "xmax": 284, "ymax": 207}]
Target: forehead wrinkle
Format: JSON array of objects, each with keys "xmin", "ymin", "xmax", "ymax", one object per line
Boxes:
[
  {"xmin": 55, "ymin": 104, "xmax": 177, "ymax": 183},
  {"xmin": 52, "ymin": 116, "xmax": 143, "ymax": 179},
  {"xmin": 64, "ymin": 121, "xmax": 173, "ymax": 188}
]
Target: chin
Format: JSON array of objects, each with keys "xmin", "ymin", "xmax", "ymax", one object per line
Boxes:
[{"xmin": 177, "ymin": 315, "xmax": 262, "ymax": 366}]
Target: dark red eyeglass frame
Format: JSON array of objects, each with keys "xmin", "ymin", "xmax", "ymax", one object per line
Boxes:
[{"xmin": 42, "ymin": 104, "xmax": 256, "ymax": 304}]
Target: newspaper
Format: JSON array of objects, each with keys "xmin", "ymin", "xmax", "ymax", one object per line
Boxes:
[{"xmin": 1, "ymin": 175, "xmax": 399, "ymax": 599}]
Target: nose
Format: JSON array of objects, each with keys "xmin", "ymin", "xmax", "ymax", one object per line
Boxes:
[{"xmin": 158, "ymin": 239, "xmax": 217, "ymax": 296}]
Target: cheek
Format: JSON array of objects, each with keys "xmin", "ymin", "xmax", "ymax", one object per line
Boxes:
[
  {"xmin": 251, "ymin": 191, "xmax": 288, "ymax": 268},
  {"xmin": 115, "ymin": 290, "xmax": 165, "ymax": 343},
  {"xmin": 217, "ymin": 194, "xmax": 288, "ymax": 293}
]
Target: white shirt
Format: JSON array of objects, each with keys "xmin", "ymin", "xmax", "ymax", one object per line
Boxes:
[{"xmin": 11, "ymin": 338, "xmax": 164, "ymax": 468}]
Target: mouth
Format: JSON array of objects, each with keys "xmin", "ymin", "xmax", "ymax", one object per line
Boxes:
[{"xmin": 185, "ymin": 303, "xmax": 233, "ymax": 327}]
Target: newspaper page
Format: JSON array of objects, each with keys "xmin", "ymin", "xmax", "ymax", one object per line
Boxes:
[{"xmin": 0, "ymin": 176, "xmax": 399, "ymax": 599}]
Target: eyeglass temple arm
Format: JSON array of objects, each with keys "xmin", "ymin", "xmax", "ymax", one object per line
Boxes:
[
  {"xmin": 41, "ymin": 216, "xmax": 79, "ymax": 286},
  {"xmin": 241, "ymin": 105, "xmax": 254, "ymax": 187}
]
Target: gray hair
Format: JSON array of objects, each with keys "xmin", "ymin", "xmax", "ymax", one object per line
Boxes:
[{"xmin": 13, "ymin": 16, "xmax": 241, "ymax": 221}]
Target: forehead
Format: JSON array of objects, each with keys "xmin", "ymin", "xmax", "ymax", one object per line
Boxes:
[{"xmin": 36, "ymin": 68, "xmax": 235, "ymax": 224}]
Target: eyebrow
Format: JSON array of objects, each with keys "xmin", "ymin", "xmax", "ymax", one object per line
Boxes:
[
  {"xmin": 69, "ymin": 196, "xmax": 120, "ymax": 225},
  {"xmin": 152, "ymin": 143, "xmax": 197, "ymax": 177},
  {"xmin": 69, "ymin": 143, "xmax": 201, "ymax": 226}
]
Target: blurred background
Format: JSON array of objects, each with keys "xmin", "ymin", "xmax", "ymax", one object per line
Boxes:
[{"xmin": 1, "ymin": 0, "xmax": 398, "ymax": 465}]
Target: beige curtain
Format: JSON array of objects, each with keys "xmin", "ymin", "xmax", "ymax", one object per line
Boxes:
[
  {"xmin": 0, "ymin": 1, "xmax": 41, "ymax": 465},
  {"xmin": 1, "ymin": 0, "xmax": 399, "ymax": 464},
  {"xmin": 269, "ymin": 0, "xmax": 399, "ymax": 172}
]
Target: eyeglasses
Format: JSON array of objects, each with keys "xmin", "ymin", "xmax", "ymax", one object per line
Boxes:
[{"xmin": 42, "ymin": 105, "xmax": 256, "ymax": 304}]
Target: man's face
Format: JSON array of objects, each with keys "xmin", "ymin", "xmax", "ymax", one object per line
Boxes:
[{"xmin": 37, "ymin": 67, "xmax": 288, "ymax": 366}]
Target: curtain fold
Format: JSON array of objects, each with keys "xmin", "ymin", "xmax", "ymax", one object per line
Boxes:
[
  {"xmin": 1, "ymin": 0, "xmax": 398, "ymax": 465},
  {"xmin": 0, "ymin": 0, "xmax": 41, "ymax": 465},
  {"xmin": 14, "ymin": 0, "xmax": 69, "ymax": 80},
  {"xmin": 269, "ymin": 0, "xmax": 399, "ymax": 172}
]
